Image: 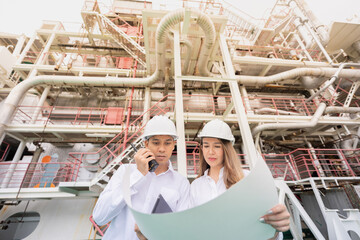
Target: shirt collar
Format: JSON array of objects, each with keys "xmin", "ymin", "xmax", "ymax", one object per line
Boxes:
[
  {"xmin": 155, "ymin": 160, "xmax": 174, "ymax": 176},
  {"xmin": 204, "ymin": 167, "xmax": 224, "ymax": 179}
]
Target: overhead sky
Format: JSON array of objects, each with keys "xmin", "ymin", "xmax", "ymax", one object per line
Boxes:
[{"xmin": 0, "ymin": 0, "xmax": 359, "ymax": 37}]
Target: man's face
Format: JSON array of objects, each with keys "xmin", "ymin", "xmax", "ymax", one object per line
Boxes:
[{"xmin": 144, "ymin": 135, "xmax": 175, "ymax": 166}]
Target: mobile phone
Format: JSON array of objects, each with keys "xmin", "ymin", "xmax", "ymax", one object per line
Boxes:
[{"xmin": 130, "ymin": 143, "xmax": 159, "ymax": 172}]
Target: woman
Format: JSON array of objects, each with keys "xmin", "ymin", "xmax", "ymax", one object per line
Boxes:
[{"xmin": 190, "ymin": 119, "xmax": 290, "ymax": 237}]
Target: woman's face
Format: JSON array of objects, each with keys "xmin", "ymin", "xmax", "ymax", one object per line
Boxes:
[{"xmin": 201, "ymin": 137, "xmax": 224, "ymax": 169}]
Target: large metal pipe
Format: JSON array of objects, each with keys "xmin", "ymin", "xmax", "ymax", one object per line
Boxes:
[
  {"xmin": 0, "ymin": 9, "xmax": 216, "ymax": 141},
  {"xmin": 325, "ymin": 107, "xmax": 360, "ymax": 114},
  {"xmin": 292, "ymin": 0, "xmax": 329, "ymax": 45},
  {"xmin": 306, "ymin": 63, "xmax": 360, "ymax": 102},
  {"xmin": 234, "ymin": 67, "xmax": 360, "ymax": 86},
  {"xmin": 252, "ymin": 102, "xmax": 327, "ymax": 136},
  {"xmin": 158, "ymin": 9, "xmax": 215, "ymax": 76}
]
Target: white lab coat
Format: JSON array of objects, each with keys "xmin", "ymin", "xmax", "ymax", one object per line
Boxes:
[{"xmin": 93, "ymin": 162, "xmax": 190, "ymax": 240}]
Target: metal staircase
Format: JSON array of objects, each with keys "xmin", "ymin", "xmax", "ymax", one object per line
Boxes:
[
  {"xmin": 89, "ymin": 136, "xmax": 143, "ymax": 193},
  {"xmin": 81, "ymin": 9, "xmax": 146, "ymax": 67},
  {"xmin": 221, "ymin": 7, "xmax": 261, "ymax": 43}
]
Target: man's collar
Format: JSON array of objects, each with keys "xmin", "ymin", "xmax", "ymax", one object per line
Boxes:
[{"xmin": 155, "ymin": 160, "xmax": 174, "ymax": 176}]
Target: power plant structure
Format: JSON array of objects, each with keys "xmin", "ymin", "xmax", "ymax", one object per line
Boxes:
[{"xmin": 0, "ymin": 0, "xmax": 360, "ymax": 239}]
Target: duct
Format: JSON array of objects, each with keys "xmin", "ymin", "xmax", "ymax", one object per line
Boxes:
[
  {"xmin": 234, "ymin": 67, "xmax": 360, "ymax": 86},
  {"xmin": 325, "ymin": 107, "xmax": 360, "ymax": 114},
  {"xmin": 252, "ymin": 102, "xmax": 326, "ymax": 136},
  {"xmin": 306, "ymin": 63, "xmax": 360, "ymax": 102},
  {"xmin": 158, "ymin": 9, "xmax": 215, "ymax": 76}
]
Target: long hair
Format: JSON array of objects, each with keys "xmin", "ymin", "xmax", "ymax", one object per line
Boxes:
[{"xmin": 197, "ymin": 139, "xmax": 244, "ymax": 189}]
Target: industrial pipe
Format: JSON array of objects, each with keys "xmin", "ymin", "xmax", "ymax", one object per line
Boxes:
[
  {"xmin": 325, "ymin": 107, "xmax": 360, "ymax": 114},
  {"xmin": 157, "ymin": 9, "xmax": 215, "ymax": 76},
  {"xmin": 0, "ymin": 9, "xmax": 217, "ymax": 141},
  {"xmin": 305, "ymin": 64, "xmax": 346, "ymax": 102},
  {"xmin": 252, "ymin": 102, "xmax": 327, "ymax": 136},
  {"xmin": 255, "ymin": 108, "xmax": 301, "ymax": 116},
  {"xmin": 234, "ymin": 67, "xmax": 360, "ymax": 86},
  {"xmin": 306, "ymin": 63, "xmax": 360, "ymax": 102}
]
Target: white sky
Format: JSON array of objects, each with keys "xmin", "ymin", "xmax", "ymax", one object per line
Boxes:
[{"xmin": 0, "ymin": 0, "xmax": 359, "ymax": 37}]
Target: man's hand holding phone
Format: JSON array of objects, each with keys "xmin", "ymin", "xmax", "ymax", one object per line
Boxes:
[{"xmin": 134, "ymin": 147, "xmax": 156, "ymax": 175}]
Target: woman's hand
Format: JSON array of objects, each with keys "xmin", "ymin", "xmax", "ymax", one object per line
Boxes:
[
  {"xmin": 260, "ymin": 204, "xmax": 290, "ymax": 232},
  {"xmin": 134, "ymin": 224, "xmax": 148, "ymax": 240}
]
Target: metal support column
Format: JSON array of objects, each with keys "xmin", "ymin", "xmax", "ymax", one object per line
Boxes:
[
  {"xmin": 16, "ymin": 33, "xmax": 37, "ymax": 65},
  {"xmin": 13, "ymin": 34, "xmax": 26, "ymax": 58},
  {"xmin": 219, "ymin": 35, "xmax": 258, "ymax": 168},
  {"xmin": 31, "ymin": 86, "xmax": 51, "ymax": 124},
  {"xmin": 173, "ymin": 30, "xmax": 187, "ymax": 177},
  {"xmin": 1, "ymin": 140, "xmax": 26, "ymax": 188},
  {"xmin": 240, "ymin": 85, "xmax": 253, "ymax": 115},
  {"xmin": 142, "ymin": 87, "xmax": 151, "ymax": 127}
]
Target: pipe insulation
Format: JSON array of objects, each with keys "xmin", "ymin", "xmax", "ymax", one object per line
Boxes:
[
  {"xmin": 235, "ymin": 67, "xmax": 360, "ymax": 86},
  {"xmin": 252, "ymin": 102, "xmax": 327, "ymax": 136},
  {"xmin": 305, "ymin": 63, "xmax": 360, "ymax": 102},
  {"xmin": 325, "ymin": 107, "xmax": 360, "ymax": 114},
  {"xmin": 158, "ymin": 9, "xmax": 215, "ymax": 76}
]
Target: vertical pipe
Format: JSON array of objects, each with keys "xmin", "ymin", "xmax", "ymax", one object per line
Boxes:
[
  {"xmin": 293, "ymin": 33, "xmax": 313, "ymax": 61},
  {"xmin": 219, "ymin": 35, "xmax": 258, "ymax": 168},
  {"xmin": 306, "ymin": 142, "xmax": 325, "ymax": 177},
  {"xmin": 30, "ymin": 86, "xmax": 51, "ymax": 124},
  {"xmin": 303, "ymin": 21, "xmax": 332, "ymax": 63},
  {"xmin": 1, "ymin": 140, "xmax": 26, "ymax": 188},
  {"xmin": 240, "ymin": 85, "xmax": 253, "ymax": 114},
  {"xmin": 173, "ymin": 30, "xmax": 187, "ymax": 177}
]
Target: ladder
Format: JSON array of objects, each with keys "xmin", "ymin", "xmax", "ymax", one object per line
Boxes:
[
  {"xmin": 83, "ymin": 11, "xmax": 146, "ymax": 68},
  {"xmin": 81, "ymin": 9, "xmax": 146, "ymax": 67},
  {"xmin": 89, "ymin": 137, "xmax": 143, "ymax": 193}
]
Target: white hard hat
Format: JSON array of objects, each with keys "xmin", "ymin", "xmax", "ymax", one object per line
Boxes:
[
  {"xmin": 142, "ymin": 115, "xmax": 178, "ymax": 140},
  {"xmin": 198, "ymin": 119, "xmax": 235, "ymax": 144}
]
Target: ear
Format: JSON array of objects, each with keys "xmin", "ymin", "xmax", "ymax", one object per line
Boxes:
[{"xmin": 144, "ymin": 140, "xmax": 149, "ymax": 148}]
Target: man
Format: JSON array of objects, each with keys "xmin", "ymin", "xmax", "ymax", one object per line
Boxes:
[{"xmin": 92, "ymin": 115, "xmax": 190, "ymax": 240}]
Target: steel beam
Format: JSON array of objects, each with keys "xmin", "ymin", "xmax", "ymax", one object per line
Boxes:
[
  {"xmin": 173, "ymin": 30, "xmax": 187, "ymax": 177},
  {"xmin": 219, "ymin": 34, "xmax": 258, "ymax": 168}
]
